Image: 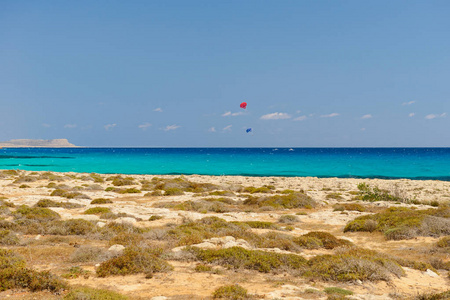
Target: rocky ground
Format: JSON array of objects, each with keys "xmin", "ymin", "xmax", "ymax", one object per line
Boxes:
[{"xmin": 0, "ymin": 170, "xmax": 448, "ymax": 299}]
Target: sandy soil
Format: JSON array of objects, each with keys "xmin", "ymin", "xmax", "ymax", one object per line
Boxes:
[{"xmin": 0, "ymin": 171, "xmax": 448, "ymax": 299}]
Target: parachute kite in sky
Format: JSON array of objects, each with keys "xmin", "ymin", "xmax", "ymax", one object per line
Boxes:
[
  {"xmin": 246, "ymin": 128, "xmax": 252, "ymax": 133},
  {"xmin": 240, "ymin": 102, "xmax": 247, "ymax": 109}
]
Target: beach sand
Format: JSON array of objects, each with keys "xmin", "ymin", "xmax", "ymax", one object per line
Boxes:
[{"xmin": 0, "ymin": 170, "xmax": 448, "ymax": 299}]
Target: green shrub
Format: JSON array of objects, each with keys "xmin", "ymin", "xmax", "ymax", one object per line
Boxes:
[
  {"xmin": 298, "ymin": 232, "xmax": 353, "ymax": 250},
  {"xmin": 89, "ymin": 173, "xmax": 105, "ymax": 183},
  {"xmin": 324, "ymin": 287, "xmax": 353, "ymax": 295},
  {"xmin": 212, "ymin": 284, "xmax": 249, "ymax": 299},
  {"xmin": 244, "ymin": 192, "xmax": 316, "ymax": 209},
  {"xmin": 344, "ymin": 207, "xmax": 450, "ymax": 240},
  {"xmin": 149, "ymin": 215, "xmax": 163, "ymax": 221},
  {"xmin": 414, "ymin": 290, "xmax": 450, "ymax": 300},
  {"xmin": 61, "ymin": 266, "xmax": 90, "ymax": 279},
  {"xmin": 96, "ymin": 247, "xmax": 172, "ymax": 277},
  {"xmin": 0, "ymin": 229, "xmax": 20, "ymax": 245},
  {"xmin": 108, "ymin": 232, "xmax": 144, "ymax": 246},
  {"xmin": 189, "ymin": 246, "xmax": 307, "ymax": 273},
  {"xmin": 243, "ymin": 185, "xmax": 274, "ymax": 194},
  {"xmin": 355, "ymin": 183, "xmax": 407, "ymax": 202},
  {"xmin": 2, "ymin": 170, "xmax": 18, "ymax": 176},
  {"xmin": 118, "ymin": 188, "xmax": 141, "ymax": 194},
  {"xmin": 333, "ymin": 203, "xmax": 366, "ymax": 212},
  {"xmin": 305, "ymin": 247, "xmax": 404, "ymax": 281},
  {"xmin": 50, "ymin": 189, "xmax": 89, "ymax": 199},
  {"xmin": 111, "ymin": 176, "xmax": 135, "ymax": 186},
  {"xmin": 278, "ymin": 215, "xmax": 299, "ymax": 224},
  {"xmin": 195, "ymin": 263, "xmax": 212, "ymax": 272},
  {"xmin": 0, "ymin": 248, "xmax": 67, "ymax": 292},
  {"xmin": 234, "ymin": 221, "xmax": 277, "ymax": 229},
  {"xmin": 326, "ymin": 193, "xmax": 343, "ymax": 200},
  {"xmin": 34, "ymin": 199, "xmax": 82, "ymax": 209},
  {"xmin": 64, "ymin": 286, "xmax": 128, "ymax": 300},
  {"xmin": 47, "ymin": 219, "xmax": 96, "ymax": 235},
  {"xmin": 70, "ymin": 246, "xmax": 109, "ymax": 263},
  {"xmin": 13, "ymin": 205, "xmax": 61, "ymax": 221},
  {"xmin": 164, "ymin": 188, "xmax": 185, "ymax": 196},
  {"xmin": 91, "ymin": 198, "xmax": 113, "ymax": 204},
  {"xmin": 84, "ymin": 207, "xmax": 111, "ymax": 215},
  {"xmin": 436, "ymin": 236, "xmax": 450, "ymax": 248}
]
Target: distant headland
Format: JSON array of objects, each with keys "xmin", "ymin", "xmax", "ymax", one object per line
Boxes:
[{"xmin": 0, "ymin": 139, "xmax": 77, "ymax": 148}]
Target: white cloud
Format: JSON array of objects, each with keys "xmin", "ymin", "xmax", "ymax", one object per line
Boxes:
[
  {"xmin": 361, "ymin": 114, "xmax": 372, "ymax": 119},
  {"xmin": 42, "ymin": 123, "xmax": 51, "ymax": 128},
  {"xmin": 293, "ymin": 115, "xmax": 307, "ymax": 121},
  {"xmin": 154, "ymin": 108, "xmax": 163, "ymax": 112},
  {"xmin": 402, "ymin": 101, "xmax": 416, "ymax": 106},
  {"xmin": 409, "ymin": 113, "xmax": 415, "ymax": 117},
  {"xmin": 64, "ymin": 124, "xmax": 77, "ymax": 129},
  {"xmin": 138, "ymin": 122, "xmax": 152, "ymax": 130},
  {"xmin": 296, "ymin": 110, "xmax": 302, "ymax": 114},
  {"xmin": 223, "ymin": 125, "xmax": 232, "ymax": 131},
  {"xmin": 260, "ymin": 112, "xmax": 291, "ymax": 120},
  {"xmin": 104, "ymin": 123, "xmax": 117, "ymax": 130},
  {"xmin": 208, "ymin": 127, "xmax": 216, "ymax": 132},
  {"xmin": 361, "ymin": 128, "xmax": 366, "ymax": 131},
  {"xmin": 164, "ymin": 124, "xmax": 180, "ymax": 131},
  {"xmin": 320, "ymin": 113, "xmax": 339, "ymax": 118},
  {"xmin": 425, "ymin": 113, "xmax": 446, "ymax": 120},
  {"xmin": 222, "ymin": 111, "xmax": 243, "ymax": 117}
]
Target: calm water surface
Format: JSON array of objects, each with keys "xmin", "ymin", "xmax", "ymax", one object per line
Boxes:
[{"xmin": 0, "ymin": 148, "xmax": 449, "ymax": 180}]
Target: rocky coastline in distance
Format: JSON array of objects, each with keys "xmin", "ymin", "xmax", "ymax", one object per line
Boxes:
[{"xmin": 0, "ymin": 139, "xmax": 77, "ymax": 147}]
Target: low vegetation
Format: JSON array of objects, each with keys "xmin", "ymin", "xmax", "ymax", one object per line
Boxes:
[
  {"xmin": 96, "ymin": 246, "xmax": 172, "ymax": 277},
  {"xmin": 189, "ymin": 246, "xmax": 307, "ymax": 273},
  {"xmin": 91, "ymin": 198, "xmax": 113, "ymax": 204},
  {"xmin": 64, "ymin": 286, "xmax": 128, "ymax": 300},
  {"xmin": 344, "ymin": 207, "xmax": 450, "ymax": 240},
  {"xmin": 243, "ymin": 192, "xmax": 316, "ymax": 209},
  {"xmin": 0, "ymin": 248, "xmax": 67, "ymax": 293},
  {"xmin": 212, "ymin": 284, "xmax": 249, "ymax": 299}
]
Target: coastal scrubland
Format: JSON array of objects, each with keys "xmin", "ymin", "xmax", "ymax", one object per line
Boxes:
[{"xmin": 0, "ymin": 170, "xmax": 448, "ymax": 299}]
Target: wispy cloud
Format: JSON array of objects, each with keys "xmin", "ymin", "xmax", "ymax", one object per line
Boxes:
[
  {"xmin": 223, "ymin": 125, "xmax": 232, "ymax": 131},
  {"xmin": 208, "ymin": 127, "xmax": 216, "ymax": 132},
  {"xmin": 164, "ymin": 124, "xmax": 180, "ymax": 131},
  {"xmin": 222, "ymin": 111, "xmax": 243, "ymax": 117},
  {"xmin": 320, "ymin": 113, "xmax": 339, "ymax": 118},
  {"xmin": 64, "ymin": 124, "xmax": 77, "ymax": 129},
  {"xmin": 425, "ymin": 113, "xmax": 447, "ymax": 120},
  {"xmin": 293, "ymin": 115, "xmax": 307, "ymax": 121},
  {"xmin": 361, "ymin": 114, "xmax": 372, "ymax": 119},
  {"xmin": 402, "ymin": 101, "xmax": 416, "ymax": 106},
  {"xmin": 361, "ymin": 128, "xmax": 366, "ymax": 131},
  {"xmin": 138, "ymin": 122, "xmax": 152, "ymax": 130},
  {"xmin": 409, "ymin": 113, "xmax": 415, "ymax": 117},
  {"xmin": 104, "ymin": 123, "xmax": 117, "ymax": 130},
  {"xmin": 42, "ymin": 123, "xmax": 51, "ymax": 128},
  {"xmin": 260, "ymin": 112, "xmax": 291, "ymax": 120},
  {"xmin": 154, "ymin": 108, "xmax": 163, "ymax": 112}
]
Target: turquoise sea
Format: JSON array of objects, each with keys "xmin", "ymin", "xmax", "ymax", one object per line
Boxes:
[{"xmin": 0, "ymin": 148, "xmax": 449, "ymax": 180}]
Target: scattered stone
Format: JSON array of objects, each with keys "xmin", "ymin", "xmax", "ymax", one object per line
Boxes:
[
  {"xmin": 34, "ymin": 234, "xmax": 41, "ymax": 240},
  {"xmin": 116, "ymin": 217, "xmax": 137, "ymax": 224},
  {"xmin": 108, "ymin": 244, "xmax": 125, "ymax": 254},
  {"xmin": 425, "ymin": 269, "xmax": 438, "ymax": 278},
  {"xmin": 96, "ymin": 221, "xmax": 106, "ymax": 228}
]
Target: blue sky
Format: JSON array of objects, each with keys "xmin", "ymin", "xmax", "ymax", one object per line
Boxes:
[{"xmin": 1, "ymin": 1, "xmax": 449, "ymax": 147}]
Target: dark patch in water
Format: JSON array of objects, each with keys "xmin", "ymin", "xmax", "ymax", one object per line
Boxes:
[{"xmin": 0, "ymin": 155, "xmax": 74, "ymax": 159}]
